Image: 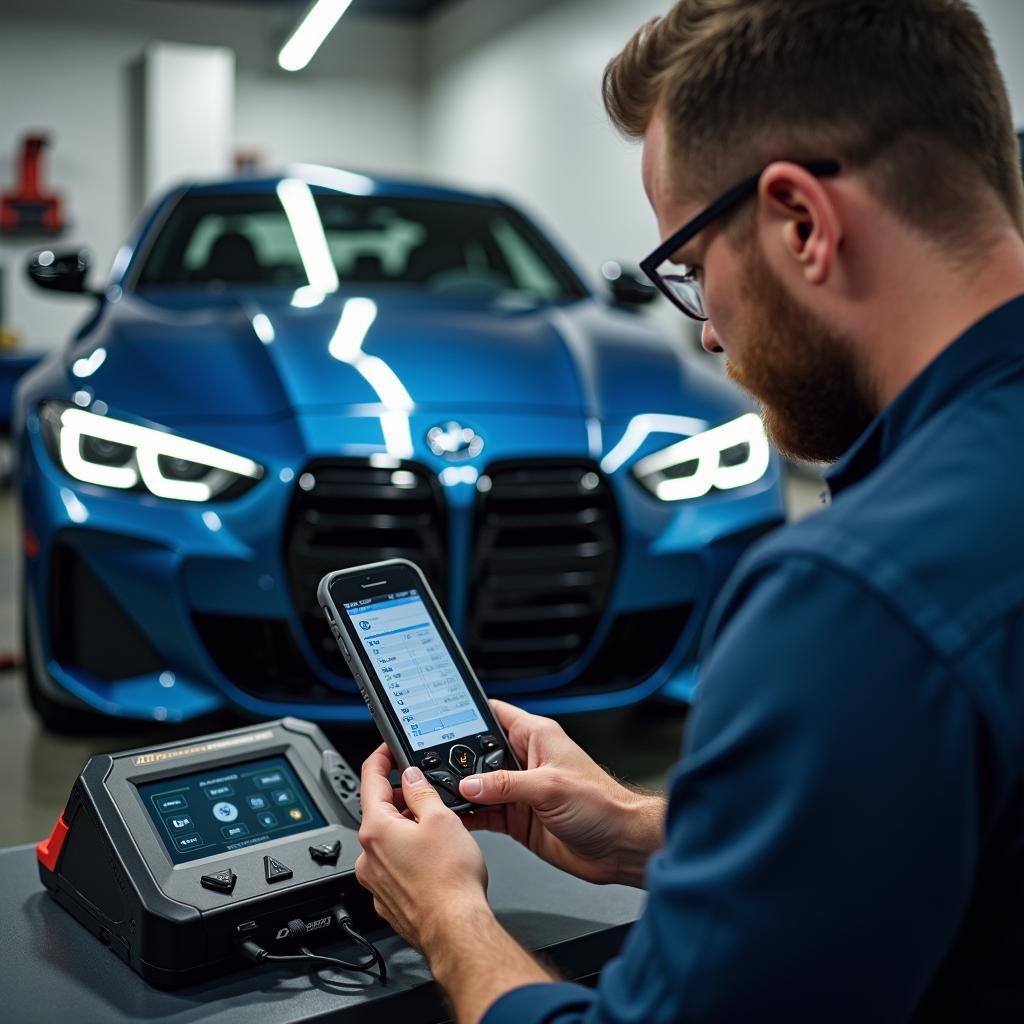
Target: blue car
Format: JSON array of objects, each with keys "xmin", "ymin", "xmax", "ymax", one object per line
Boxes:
[{"xmin": 15, "ymin": 166, "xmax": 785, "ymax": 732}]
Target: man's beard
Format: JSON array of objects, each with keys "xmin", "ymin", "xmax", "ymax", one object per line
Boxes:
[{"xmin": 724, "ymin": 248, "xmax": 877, "ymax": 463}]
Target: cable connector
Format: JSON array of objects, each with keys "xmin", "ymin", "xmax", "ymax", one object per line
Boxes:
[{"xmin": 238, "ymin": 939, "xmax": 269, "ymax": 964}]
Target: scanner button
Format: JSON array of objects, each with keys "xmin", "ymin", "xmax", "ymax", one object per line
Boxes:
[
  {"xmin": 201, "ymin": 868, "xmax": 236, "ymax": 894},
  {"xmin": 155, "ymin": 794, "xmax": 188, "ymax": 813},
  {"xmin": 479, "ymin": 734, "xmax": 499, "ymax": 752},
  {"xmin": 483, "ymin": 749, "xmax": 505, "ymax": 772},
  {"xmin": 420, "ymin": 752, "xmax": 441, "ymax": 770},
  {"xmin": 340, "ymin": 776, "xmax": 358, "ymax": 793},
  {"xmin": 309, "ymin": 840, "xmax": 342, "ymax": 864},
  {"xmin": 426, "ymin": 770, "xmax": 462, "ymax": 799},
  {"xmin": 449, "ymin": 744, "xmax": 477, "ymax": 775},
  {"xmin": 212, "ymin": 801, "xmax": 239, "ymax": 823},
  {"xmin": 264, "ymin": 856, "xmax": 293, "ymax": 883}
]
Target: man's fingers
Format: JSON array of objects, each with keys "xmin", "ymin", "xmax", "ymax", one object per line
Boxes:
[
  {"xmin": 360, "ymin": 744, "xmax": 404, "ymax": 823},
  {"xmin": 488, "ymin": 700, "xmax": 539, "ymax": 762},
  {"xmin": 458, "ymin": 767, "xmax": 556, "ymax": 808},
  {"xmin": 488, "ymin": 699, "xmax": 530, "ymax": 731},
  {"xmin": 400, "ymin": 765, "xmax": 448, "ymax": 820}
]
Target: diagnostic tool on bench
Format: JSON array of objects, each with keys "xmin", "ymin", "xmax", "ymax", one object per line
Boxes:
[{"xmin": 37, "ymin": 717, "xmax": 383, "ymax": 988}]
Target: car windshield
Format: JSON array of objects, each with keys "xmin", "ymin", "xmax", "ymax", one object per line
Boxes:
[{"xmin": 134, "ymin": 190, "xmax": 587, "ymax": 302}]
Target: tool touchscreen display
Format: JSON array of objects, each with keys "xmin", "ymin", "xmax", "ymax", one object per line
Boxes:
[
  {"xmin": 137, "ymin": 755, "xmax": 326, "ymax": 863},
  {"xmin": 342, "ymin": 589, "xmax": 488, "ymax": 751}
]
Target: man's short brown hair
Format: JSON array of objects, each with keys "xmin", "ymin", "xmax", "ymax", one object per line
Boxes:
[{"xmin": 604, "ymin": 0, "xmax": 1023, "ymax": 245}]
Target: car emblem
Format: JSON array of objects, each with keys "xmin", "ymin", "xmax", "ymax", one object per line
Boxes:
[{"xmin": 426, "ymin": 421, "xmax": 484, "ymax": 461}]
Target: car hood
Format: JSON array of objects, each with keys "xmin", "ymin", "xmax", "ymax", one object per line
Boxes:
[{"xmin": 72, "ymin": 289, "xmax": 744, "ymax": 426}]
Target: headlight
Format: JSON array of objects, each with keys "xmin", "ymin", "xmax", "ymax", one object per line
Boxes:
[
  {"xmin": 632, "ymin": 412, "xmax": 770, "ymax": 501},
  {"xmin": 41, "ymin": 402, "xmax": 264, "ymax": 502}
]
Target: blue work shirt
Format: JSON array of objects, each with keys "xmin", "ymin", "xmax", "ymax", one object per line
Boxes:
[{"xmin": 484, "ymin": 294, "xmax": 1024, "ymax": 1022}]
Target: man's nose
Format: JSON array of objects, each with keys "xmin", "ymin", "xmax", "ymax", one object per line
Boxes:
[{"xmin": 701, "ymin": 320, "xmax": 723, "ymax": 354}]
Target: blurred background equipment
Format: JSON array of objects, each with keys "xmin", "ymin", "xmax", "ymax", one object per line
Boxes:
[{"xmin": 0, "ymin": 134, "xmax": 65, "ymax": 236}]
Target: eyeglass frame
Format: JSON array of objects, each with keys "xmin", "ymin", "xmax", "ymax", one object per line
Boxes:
[{"xmin": 639, "ymin": 159, "xmax": 842, "ymax": 321}]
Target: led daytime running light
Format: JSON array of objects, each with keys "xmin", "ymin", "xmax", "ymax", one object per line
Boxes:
[
  {"xmin": 632, "ymin": 412, "xmax": 770, "ymax": 501},
  {"xmin": 56, "ymin": 406, "xmax": 262, "ymax": 502}
]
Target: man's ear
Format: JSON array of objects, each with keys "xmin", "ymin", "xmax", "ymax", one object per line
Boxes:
[{"xmin": 758, "ymin": 162, "xmax": 841, "ymax": 286}]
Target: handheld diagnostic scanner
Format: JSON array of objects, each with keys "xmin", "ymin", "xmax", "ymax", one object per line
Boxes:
[
  {"xmin": 36, "ymin": 717, "xmax": 381, "ymax": 988},
  {"xmin": 318, "ymin": 559, "xmax": 521, "ymax": 812}
]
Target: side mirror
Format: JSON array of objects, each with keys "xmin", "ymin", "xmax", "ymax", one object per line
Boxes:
[
  {"xmin": 26, "ymin": 248, "xmax": 97, "ymax": 296},
  {"xmin": 602, "ymin": 261, "xmax": 658, "ymax": 306}
]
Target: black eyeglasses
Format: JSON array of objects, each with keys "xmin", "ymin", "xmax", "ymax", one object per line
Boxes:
[{"xmin": 639, "ymin": 160, "xmax": 842, "ymax": 321}]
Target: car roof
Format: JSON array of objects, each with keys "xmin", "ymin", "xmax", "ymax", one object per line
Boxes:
[{"xmin": 181, "ymin": 164, "xmax": 503, "ymax": 206}]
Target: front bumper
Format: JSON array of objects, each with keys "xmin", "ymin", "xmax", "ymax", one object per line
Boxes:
[{"xmin": 19, "ymin": 406, "xmax": 785, "ymax": 724}]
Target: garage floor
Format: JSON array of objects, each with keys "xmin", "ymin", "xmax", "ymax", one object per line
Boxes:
[{"xmin": 0, "ymin": 473, "xmax": 824, "ymax": 848}]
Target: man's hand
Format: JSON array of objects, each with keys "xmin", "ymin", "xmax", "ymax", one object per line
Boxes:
[
  {"xmin": 355, "ymin": 743, "xmax": 490, "ymax": 950},
  {"xmin": 459, "ymin": 701, "xmax": 665, "ymax": 887},
  {"xmin": 356, "ymin": 744, "xmax": 552, "ymax": 1023}
]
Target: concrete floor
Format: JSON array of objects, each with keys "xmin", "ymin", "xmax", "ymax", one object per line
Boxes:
[{"xmin": 0, "ymin": 470, "xmax": 824, "ymax": 848}]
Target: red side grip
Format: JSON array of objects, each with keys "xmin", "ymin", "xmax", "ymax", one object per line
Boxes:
[{"xmin": 37, "ymin": 814, "xmax": 69, "ymax": 872}]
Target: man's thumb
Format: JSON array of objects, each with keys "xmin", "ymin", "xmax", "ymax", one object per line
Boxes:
[
  {"xmin": 402, "ymin": 766, "xmax": 444, "ymax": 817},
  {"xmin": 459, "ymin": 768, "xmax": 549, "ymax": 806}
]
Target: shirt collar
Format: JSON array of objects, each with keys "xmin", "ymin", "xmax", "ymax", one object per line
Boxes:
[{"xmin": 826, "ymin": 292, "xmax": 1024, "ymax": 496}]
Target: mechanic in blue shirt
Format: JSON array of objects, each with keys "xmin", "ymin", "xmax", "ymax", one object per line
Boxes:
[{"xmin": 354, "ymin": 1, "xmax": 1024, "ymax": 1020}]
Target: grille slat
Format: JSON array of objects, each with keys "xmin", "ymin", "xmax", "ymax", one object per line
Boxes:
[
  {"xmin": 467, "ymin": 460, "xmax": 619, "ymax": 680},
  {"xmin": 484, "ymin": 541, "xmax": 610, "ymax": 562},
  {"xmin": 301, "ymin": 511, "xmax": 432, "ymax": 530},
  {"xmin": 475, "ymin": 635, "xmax": 583, "ymax": 655},
  {"xmin": 483, "ymin": 602, "xmax": 593, "ymax": 623}
]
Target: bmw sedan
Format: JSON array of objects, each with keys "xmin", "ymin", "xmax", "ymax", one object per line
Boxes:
[{"xmin": 15, "ymin": 165, "xmax": 785, "ymax": 731}]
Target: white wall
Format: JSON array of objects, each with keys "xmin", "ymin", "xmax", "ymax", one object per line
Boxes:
[
  {"xmin": 970, "ymin": 0, "xmax": 1024, "ymax": 128},
  {"xmin": 0, "ymin": 0, "xmax": 422, "ymax": 349},
  {"xmin": 424, "ymin": 0, "xmax": 674, "ymax": 291}
]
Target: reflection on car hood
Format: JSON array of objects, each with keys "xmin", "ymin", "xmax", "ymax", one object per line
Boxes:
[{"xmin": 75, "ymin": 289, "xmax": 745, "ymax": 425}]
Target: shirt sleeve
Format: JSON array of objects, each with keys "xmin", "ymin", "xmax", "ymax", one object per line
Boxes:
[{"xmin": 484, "ymin": 555, "xmax": 988, "ymax": 1024}]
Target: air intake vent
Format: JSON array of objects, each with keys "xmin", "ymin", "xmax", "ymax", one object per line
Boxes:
[
  {"xmin": 467, "ymin": 460, "xmax": 619, "ymax": 681},
  {"xmin": 283, "ymin": 459, "xmax": 447, "ymax": 676}
]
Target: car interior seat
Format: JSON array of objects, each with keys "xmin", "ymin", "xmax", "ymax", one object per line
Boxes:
[
  {"xmin": 345, "ymin": 253, "xmax": 387, "ymax": 282},
  {"xmin": 404, "ymin": 238, "xmax": 468, "ymax": 283},
  {"xmin": 200, "ymin": 232, "xmax": 264, "ymax": 283}
]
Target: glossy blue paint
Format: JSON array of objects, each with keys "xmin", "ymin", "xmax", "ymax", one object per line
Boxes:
[{"xmin": 15, "ymin": 171, "xmax": 786, "ymax": 726}]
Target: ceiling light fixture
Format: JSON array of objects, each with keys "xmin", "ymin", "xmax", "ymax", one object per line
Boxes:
[{"xmin": 278, "ymin": 0, "xmax": 355, "ymax": 72}]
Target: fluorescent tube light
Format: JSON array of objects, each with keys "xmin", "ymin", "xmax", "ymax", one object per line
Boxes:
[{"xmin": 278, "ymin": 0, "xmax": 355, "ymax": 72}]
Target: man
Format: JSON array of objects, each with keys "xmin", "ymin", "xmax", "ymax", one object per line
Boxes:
[{"xmin": 354, "ymin": 1, "xmax": 1024, "ymax": 1020}]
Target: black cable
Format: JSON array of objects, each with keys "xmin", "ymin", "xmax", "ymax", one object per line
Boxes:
[
  {"xmin": 299, "ymin": 944, "xmax": 379, "ymax": 973},
  {"xmin": 238, "ymin": 913, "xmax": 388, "ymax": 985},
  {"xmin": 341, "ymin": 920, "xmax": 389, "ymax": 985},
  {"xmin": 334, "ymin": 906, "xmax": 388, "ymax": 985}
]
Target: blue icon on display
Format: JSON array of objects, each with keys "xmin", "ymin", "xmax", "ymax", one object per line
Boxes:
[
  {"xmin": 212, "ymin": 801, "xmax": 238, "ymax": 823},
  {"xmin": 359, "ymin": 621, "xmax": 371, "ymax": 631}
]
